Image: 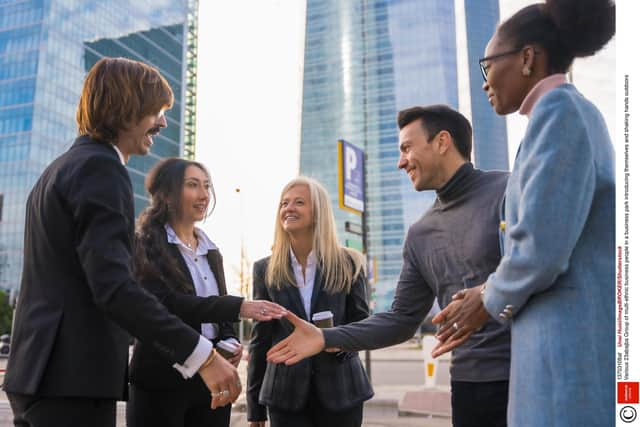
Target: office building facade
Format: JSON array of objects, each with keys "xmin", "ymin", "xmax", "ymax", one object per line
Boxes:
[{"xmin": 0, "ymin": 0, "xmax": 198, "ymax": 291}]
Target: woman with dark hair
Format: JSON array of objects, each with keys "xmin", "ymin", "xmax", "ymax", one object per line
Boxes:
[
  {"xmin": 126, "ymin": 158, "xmax": 286, "ymax": 427},
  {"xmin": 432, "ymin": 1, "xmax": 616, "ymax": 426}
]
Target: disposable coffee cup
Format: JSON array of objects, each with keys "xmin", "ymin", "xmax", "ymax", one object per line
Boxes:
[
  {"xmin": 215, "ymin": 340, "xmax": 239, "ymax": 359},
  {"xmin": 312, "ymin": 311, "xmax": 334, "ymax": 328}
]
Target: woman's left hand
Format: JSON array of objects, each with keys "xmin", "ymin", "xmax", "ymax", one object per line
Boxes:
[
  {"xmin": 239, "ymin": 300, "xmax": 288, "ymax": 321},
  {"xmin": 229, "ymin": 343, "xmax": 244, "ymax": 367}
]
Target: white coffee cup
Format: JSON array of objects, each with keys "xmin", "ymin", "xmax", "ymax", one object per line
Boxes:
[{"xmin": 312, "ymin": 311, "xmax": 334, "ymax": 328}]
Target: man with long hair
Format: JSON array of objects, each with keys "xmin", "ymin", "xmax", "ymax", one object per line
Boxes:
[{"xmin": 4, "ymin": 58, "xmax": 248, "ymax": 427}]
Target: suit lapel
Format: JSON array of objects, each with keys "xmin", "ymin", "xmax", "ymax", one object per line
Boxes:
[
  {"xmin": 282, "ymin": 281, "xmax": 308, "ymax": 320},
  {"xmin": 275, "ymin": 258, "xmax": 306, "ymax": 320},
  {"xmin": 168, "ymin": 244, "xmax": 196, "ymax": 295},
  {"xmin": 206, "ymin": 250, "xmax": 227, "ymax": 296}
]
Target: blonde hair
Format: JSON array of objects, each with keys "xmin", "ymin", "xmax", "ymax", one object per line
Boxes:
[{"xmin": 266, "ymin": 176, "xmax": 364, "ymax": 294}]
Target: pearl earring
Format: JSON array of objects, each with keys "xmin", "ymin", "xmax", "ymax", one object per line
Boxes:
[{"xmin": 522, "ymin": 67, "xmax": 531, "ymax": 77}]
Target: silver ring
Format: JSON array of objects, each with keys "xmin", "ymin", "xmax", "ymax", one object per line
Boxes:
[
  {"xmin": 453, "ymin": 322, "xmax": 459, "ymax": 331},
  {"xmin": 221, "ymin": 389, "xmax": 230, "ymax": 397},
  {"xmin": 261, "ymin": 308, "xmax": 267, "ymax": 315},
  {"xmin": 211, "ymin": 391, "xmax": 221, "ymax": 398}
]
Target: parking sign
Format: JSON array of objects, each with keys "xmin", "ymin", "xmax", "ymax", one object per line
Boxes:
[{"xmin": 337, "ymin": 140, "xmax": 364, "ymax": 214}]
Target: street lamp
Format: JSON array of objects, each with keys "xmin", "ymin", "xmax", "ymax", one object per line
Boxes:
[{"xmin": 235, "ymin": 188, "xmax": 250, "ymax": 342}]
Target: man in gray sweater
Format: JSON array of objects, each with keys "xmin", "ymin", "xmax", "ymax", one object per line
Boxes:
[{"xmin": 267, "ymin": 105, "xmax": 510, "ymax": 427}]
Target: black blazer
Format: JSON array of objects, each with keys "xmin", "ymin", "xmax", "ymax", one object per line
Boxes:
[
  {"xmin": 246, "ymin": 256, "xmax": 373, "ymax": 421},
  {"xmin": 129, "ymin": 243, "xmax": 244, "ymax": 390},
  {"xmin": 3, "ymin": 136, "xmax": 202, "ymax": 399}
]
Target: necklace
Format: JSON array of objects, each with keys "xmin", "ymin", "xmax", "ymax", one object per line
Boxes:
[{"xmin": 182, "ymin": 234, "xmax": 198, "ymax": 250}]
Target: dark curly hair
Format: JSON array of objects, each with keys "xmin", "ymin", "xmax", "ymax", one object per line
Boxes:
[
  {"xmin": 134, "ymin": 157, "xmax": 216, "ymax": 292},
  {"xmin": 498, "ymin": 0, "xmax": 615, "ymax": 74}
]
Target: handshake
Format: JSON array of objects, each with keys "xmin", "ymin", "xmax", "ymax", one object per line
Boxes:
[{"xmin": 198, "ymin": 299, "xmax": 288, "ymax": 409}]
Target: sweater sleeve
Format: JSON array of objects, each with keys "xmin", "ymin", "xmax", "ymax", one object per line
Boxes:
[{"xmin": 324, "ymin": 236, "xmax": 435, "ymax": 350}]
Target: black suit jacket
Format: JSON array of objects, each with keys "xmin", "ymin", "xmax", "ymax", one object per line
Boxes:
[
  {"xmin": 129, "ymin": 243, "xmax": 244, "ymax": 390},
  {"xmin": 246, "ymin": 256, "xmax": 373, "ymax": 421},
  {"xmin": 3, "ymin": 136, "xmax": 202, "ymax": 399}
]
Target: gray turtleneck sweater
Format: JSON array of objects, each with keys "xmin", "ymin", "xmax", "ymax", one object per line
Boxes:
[{"xmin": 324, "ymin": 163, "xmax": 511, "ymax": 382}]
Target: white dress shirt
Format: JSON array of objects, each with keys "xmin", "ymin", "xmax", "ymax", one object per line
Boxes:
[
  {"xmin": 165, "ymin": 224, "xmax": 220, "ymax": 339},
  {"xmin": 289, "ymin": 249, "xmax": 317, "ymax": 320},
  {"xmin": 111, "ymin": 144, "xmax": 125, "ymax": 165}
]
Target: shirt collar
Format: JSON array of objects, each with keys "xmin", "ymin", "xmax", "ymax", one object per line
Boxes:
[
  {"xmin": 165, "ymin": 223, "xmax": 217, "ymax": 255},
  {"xmin": 289, "ymin": 247, "xmax": 316, "ymax": 269},
  {"xmin": 111, "ymin": 144, "xmax": 126, "ymax": 165},
  {"xmin": 519, "ymin": 73, "xmax": 568, "ymax": 118}
]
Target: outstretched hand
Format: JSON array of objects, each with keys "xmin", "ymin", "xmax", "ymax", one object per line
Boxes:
[
  {"xmin": 239, "ymin": 300, "xmax": 288, "ymax": 322},
  {"xmin": 431, "ymin": 284, "xmax": 489, "ymax": 358},
  {"xmin": 266, "ymin": 311, "xmax": 325, "ymax": 365}
]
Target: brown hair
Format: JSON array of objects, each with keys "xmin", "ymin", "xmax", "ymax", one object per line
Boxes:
[
  {"xmin": 134, "ymin": 158, "xmax": 216, "ymax": 292},
  {"xmin": 76, "ymin": 57, "xmax": 174, "ymax": 143}
]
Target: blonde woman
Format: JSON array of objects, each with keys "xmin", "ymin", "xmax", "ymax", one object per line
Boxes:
[{"xmin": 247, "ymin": 177, "xmax": 373, "ymax": 427}]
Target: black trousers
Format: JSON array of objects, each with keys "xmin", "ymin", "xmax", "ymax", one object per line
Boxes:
[
  {"xmin": 267, "ymin": 384, "xmax": 363, "ymax": 427},
  {"xmin": 451, "ymin": 380, "xmax": 509, "ymax": 427},
  {"xmin": 127, "ymin": 380, "xmax": 231, "ymax": 427},
  {"xmin": 7, "ymin": 393, "xmax": 116, "ymax": 427}
]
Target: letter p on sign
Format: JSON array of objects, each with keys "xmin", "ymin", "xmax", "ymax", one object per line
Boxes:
[{"xmin": 345, "ymin": 146, "xmax": 357, "ymax": 180}]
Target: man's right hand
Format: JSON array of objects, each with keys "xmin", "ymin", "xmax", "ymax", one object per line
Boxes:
[
  {"xmin": 198, "ymin": 351, "xmax": 241, "ymax": 409},
  {"xmin": 266, "ymin": 311, "xmax": 325, "ymax": 365}
]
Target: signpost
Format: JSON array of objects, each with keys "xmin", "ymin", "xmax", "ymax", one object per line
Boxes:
[
  {"xmin": 337, "ymin": 139, "xmax": 372, "ymax": 379},
  {"xmin": 345, "ymin": 221, "xmax": 363, "ymax": 235},
  {"xmin": 337, "ymin": 140, "xmax": 365, "ymax": 214}
]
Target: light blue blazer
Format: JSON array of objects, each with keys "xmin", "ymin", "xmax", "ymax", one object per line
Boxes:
[{"xmin": 483, "ymin": 84, "xmax": 615, "ymax": 426}]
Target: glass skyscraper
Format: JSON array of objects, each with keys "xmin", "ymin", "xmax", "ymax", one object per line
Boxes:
[
  {"xmin": 300, "ymin": 0, "xmax": 508, "ymax": 311},
  {"xmin": 464, "ymin": 0, "xmax": 508, "ymax": 170},
  {"xmin": 0, "ymin": 0, "xmax": 198, "ymax": 291}
]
